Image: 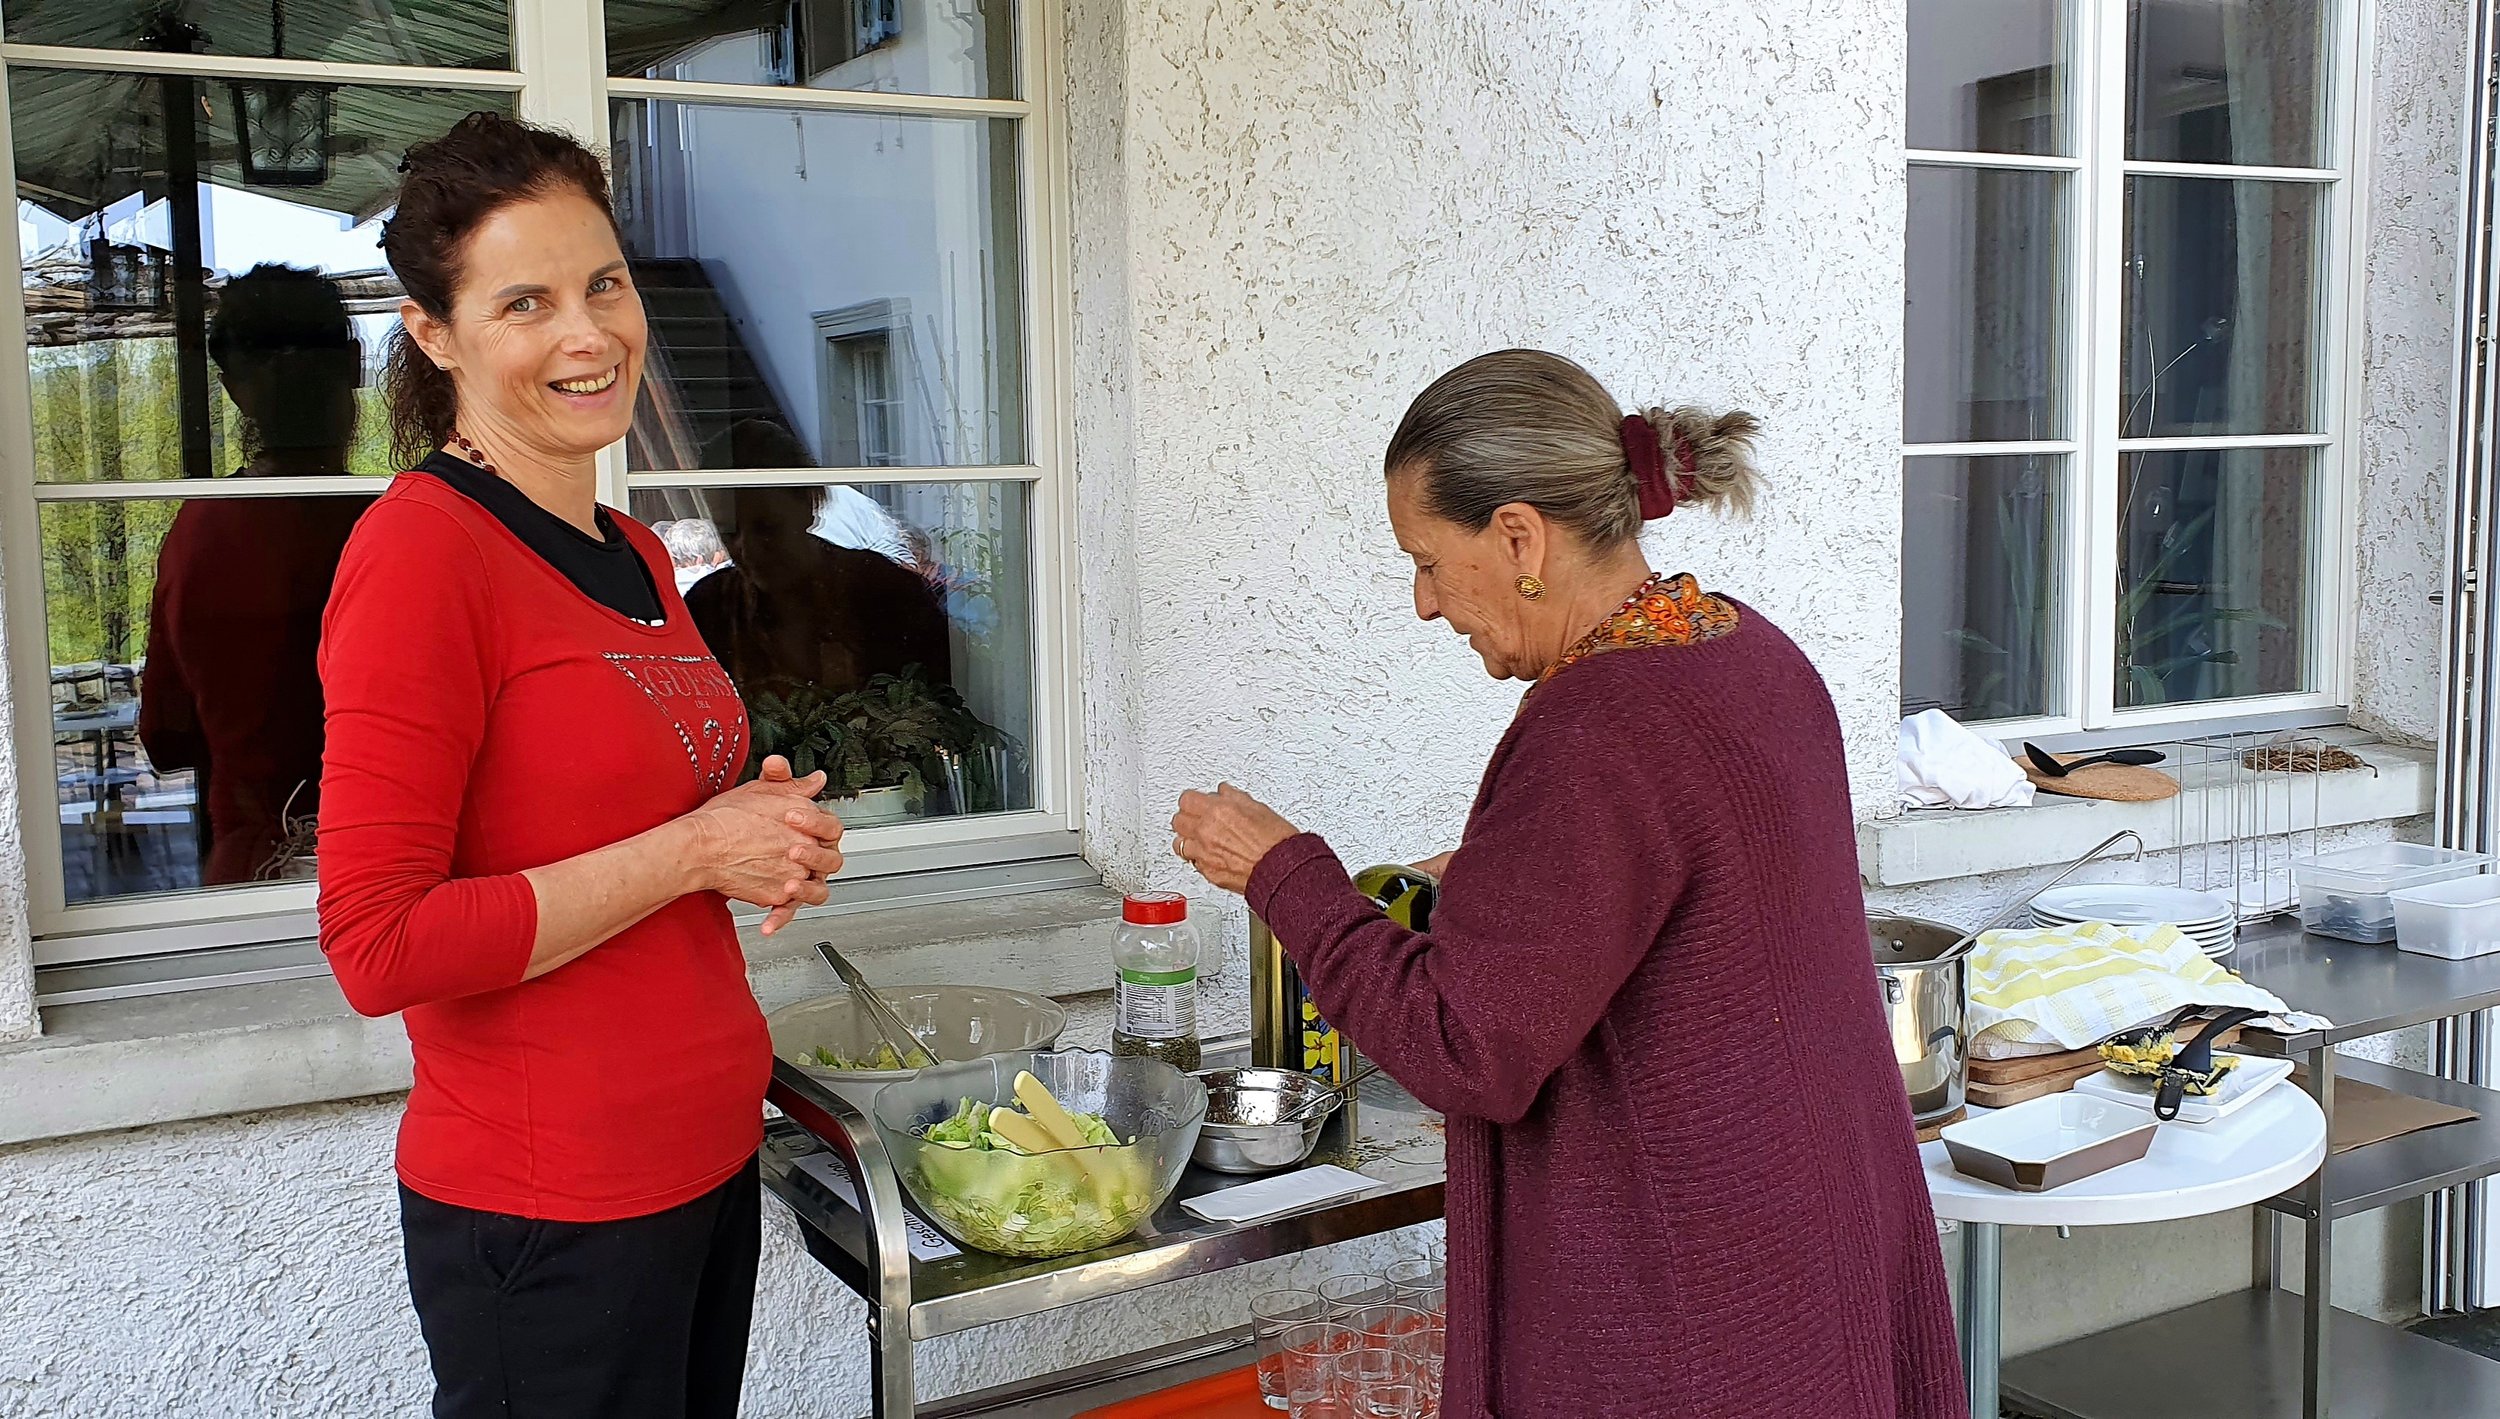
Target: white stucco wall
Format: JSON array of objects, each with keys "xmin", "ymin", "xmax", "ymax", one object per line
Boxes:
[
  {"xmin": 1073, "ymin": 0, "xmax": 1910, "ymax": 905},
  {"xmin": 2353, "ymin": 0, "xmax": 2471, "ymax": 745}
]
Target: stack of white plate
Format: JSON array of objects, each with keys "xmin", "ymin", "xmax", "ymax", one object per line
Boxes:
[{"xmin": 2028, "ymin": 883, "xmax": 2240, "ymax": 959}]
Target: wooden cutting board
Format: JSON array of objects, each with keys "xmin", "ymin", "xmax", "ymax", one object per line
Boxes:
[{"xmin": 1968, "ymin": 1059, "xmax": 2106, "ymax": 1108}]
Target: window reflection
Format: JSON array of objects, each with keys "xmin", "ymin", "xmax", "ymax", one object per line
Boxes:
[
  {"xmin": 608, "ymin": 0, "xmax": 1015, "ymax": 100},
  {"xmin": 611, "ymin": 100, "xmax": 1025, "ymax": 471},
  {"xmin": 630, "ymin": 437, "xmax": 1035, "ymax": 821},
  {"xmin": 2117, "ymin": 447, "xmax": 2314, "ymax": 706},
  {"xmin": 17, "ymin": 64, "xmax": 491, "ymax": 901},
  {"xmin": 2127, "ymin": 0, "xmax": 2326, "ymax": 168},
  {"xmin": 2121, "ymin": 177, "xmax": 2321, "ymax": 438},
  {"xmin": 1907, "ymin": 0, "xmax": 2069, "ymax": 156},
  {"xmin": 1905, "ymin": 165, "xmax": 2065, "ymax": 444},
  {"xmin": 1900, "ymin": 455, "xmax": 2063, "ymax": 722},
  {"xmin": 5, "ymin": 0, "xmax": 512, "ymax": 68}
]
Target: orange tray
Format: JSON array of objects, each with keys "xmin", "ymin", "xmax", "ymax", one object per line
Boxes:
[{"xmin": 1072, "ymin": 1362, "xmax": 1272, "ymax": 1418}]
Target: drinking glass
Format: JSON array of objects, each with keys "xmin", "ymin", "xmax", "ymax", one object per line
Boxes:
[
  {"xmin": 1317, "ymin": 1272, "xmax": 1391, "ymax": 1317},
  {"xmin": 1384, "ymin": 1258, "xmax": 1444, "ymax": 1313},
  {"xmin": 1253, "ymin": 1289, "xmax": 1329, "ymax": 1411},
  {"xmin": 1282, "ymin": 1320, "xmax": 1357, "ymax": 1417},
  {"xmin": 1333, "ymin": 1346, "xmax": 1426, "ymax": 1419},
  {"xmin": 1340, "ymin": 1302, "xmax": 1431, "ymax": 1347}
]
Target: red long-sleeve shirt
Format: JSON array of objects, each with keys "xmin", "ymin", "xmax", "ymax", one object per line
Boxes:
[{"xmin": 317, "ymin": 471, "xmax": 767, "ymax": 1222}]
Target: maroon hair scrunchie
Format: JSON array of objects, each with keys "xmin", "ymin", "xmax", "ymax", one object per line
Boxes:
[{"xmin": 1621, "ymin": 413, "xmax": 1697, "ymax": 521}]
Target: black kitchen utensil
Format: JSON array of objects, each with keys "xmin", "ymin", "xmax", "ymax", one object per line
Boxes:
[
  {"xmin": 2101, "ymin": 1004, "xmax": 2205, "ymax": 1059},
  {"xmin": 2024, "ymin": 743, "xmax": 2168, "ymax": 778},
  {"xmin": 2152, "ymin": 1007, "xmax": 2268, "ymax": 1121}
]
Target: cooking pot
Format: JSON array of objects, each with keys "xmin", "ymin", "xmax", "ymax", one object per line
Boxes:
[{"xmin": 1869, "ymin": 914, "xmax": 1967, "ymax": 1126}]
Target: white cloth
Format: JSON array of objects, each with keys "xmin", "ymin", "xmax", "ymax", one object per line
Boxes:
[
  {"xmin": 811, "ymin": 488, "xmax": 914, "ymax": 564},
  {"xmin": 1897, "ymin": 709, "xmax": 2036, "ymax": 811},
  {"xmin": 1965, "ymin": 921, "xmax": 2332, "ymax": 1055}
]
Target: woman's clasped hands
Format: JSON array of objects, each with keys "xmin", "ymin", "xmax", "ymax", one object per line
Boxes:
[{"xmin": 686, "ymin": 754, "xmax": 848, "ymax": 933}]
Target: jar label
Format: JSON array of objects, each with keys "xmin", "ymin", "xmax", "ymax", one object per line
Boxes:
[{"xmin": 1116, "ymin": 973, "xmax": 1198, "ymax": 1040}]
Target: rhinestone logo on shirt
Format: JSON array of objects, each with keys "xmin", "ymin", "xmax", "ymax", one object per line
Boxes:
[{"xmin": 602, "ymin": 653, "xmax": 747, "ymax": 795}]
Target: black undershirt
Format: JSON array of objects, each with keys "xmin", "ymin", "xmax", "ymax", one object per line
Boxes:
[{"xmin": 419, "ymin": 452, "xmax": 664, "ymax": 623}]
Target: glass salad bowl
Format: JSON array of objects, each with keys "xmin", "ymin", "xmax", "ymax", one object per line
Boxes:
[
  {"xmin": 767, "ymin": 986, "xmax": 1067, "ymax": 1111},
  {"xmin": 871, "ymin": 1050, "xmax": 1207, "ymax": 1259}
]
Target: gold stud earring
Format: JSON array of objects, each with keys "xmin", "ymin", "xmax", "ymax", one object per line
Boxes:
[{"xmin": 1515, "ymin": 575, "xmax": 1546, "ymax": 601}]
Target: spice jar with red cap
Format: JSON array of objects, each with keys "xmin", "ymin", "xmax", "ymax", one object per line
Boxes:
[{"xmin": 1112, "ymin": 891, "xmax": 1202, "ymax": 1070}]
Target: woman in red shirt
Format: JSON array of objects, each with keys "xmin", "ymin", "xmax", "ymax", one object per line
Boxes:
[{"xmin": 318, "ymin": 113, "xmax": 847, "ymax": 1419}]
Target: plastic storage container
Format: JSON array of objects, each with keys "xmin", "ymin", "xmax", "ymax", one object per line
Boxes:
[
  {"xmin": 2292, "ymin": 843, "xmax": 2494, "ymax": 943},
  {"xmin": 2390, "ymin": 875, "xmax": 2500, "ymax": 959}
]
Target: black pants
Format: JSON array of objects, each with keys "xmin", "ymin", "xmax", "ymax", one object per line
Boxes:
[{"xmin": 400, "ymin": 1159, "xmax": 761, "ymax": 1419}]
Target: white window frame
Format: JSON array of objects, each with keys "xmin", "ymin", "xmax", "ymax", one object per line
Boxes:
[
  {"xmin": 0, "ymin": 0, "xmax": 1084, "ymax": 957},
  {"xmin": 1902, "ymin": 0, "xmax": 2374, "ymax": 742}
]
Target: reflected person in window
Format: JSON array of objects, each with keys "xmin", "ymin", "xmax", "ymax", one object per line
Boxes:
[
  {"xmin": 1172, "ymin": 351, "xmax": 1964, "ymax": 1418},
  {"xmin": 683, "ymin": 417, "xmax": 953, "ymax": 700},
  {"xmin": 317, "ymin": 113, "xmax": 846, "ymax": 1419},
  {"xmin": 664, "ymin": 515, "xmax": 728, "ymax": 596},
  {"xmin": 137, "ymin": 264, "xmax": 375, "ymax": 885}
]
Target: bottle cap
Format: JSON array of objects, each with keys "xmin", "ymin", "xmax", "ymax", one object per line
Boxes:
[{"xmin": 1123, "ymin": 892, "xmax": 1187, "ymax": 926}]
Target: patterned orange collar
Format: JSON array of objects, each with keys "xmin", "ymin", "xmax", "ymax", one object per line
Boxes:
[{"xmin": 1538, "ymin": 572, "xmax": 1741, "ymax": 683}]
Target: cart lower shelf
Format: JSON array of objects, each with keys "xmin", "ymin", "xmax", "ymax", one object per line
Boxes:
[
  {"xmin": 919, "ymin": 1331, "xmax": 1256, "ymax": 1418},
  {"xmin": 2002, "ymin": 1289, "xmax": 2500, "ymax": 1419}
]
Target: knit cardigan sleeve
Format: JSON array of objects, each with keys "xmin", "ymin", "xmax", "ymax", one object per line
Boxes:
[
  {"xmin": 316, "ymin": 496, "xmax": 539, "ymax": 1017},
  {"xmin": 1245, "ymin": 673, "xmax": 1684, "ymax": 1124}
]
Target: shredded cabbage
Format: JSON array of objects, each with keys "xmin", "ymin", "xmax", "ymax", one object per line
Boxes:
[{"xmin": 909, "ymin": 1095, "xmax": 1157, "ymax": 1256}]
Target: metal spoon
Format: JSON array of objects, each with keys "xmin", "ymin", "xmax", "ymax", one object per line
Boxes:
[
  {"xmin": 2024, "ymin": 742, "xmax": 2167, "ymax": 778},
  {"xmin": 1281, "ymin": 1060, "xmax": 1385, "ymax": 1124},
  {"xmin": 814, "ymin": 940, "xmax": 935, "ymax": 1066}
]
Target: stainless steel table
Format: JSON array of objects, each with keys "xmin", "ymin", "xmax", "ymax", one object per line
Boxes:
[{"xmin": 762, "ymin": 1039, "xmax": 1447, "ymax": 1417}]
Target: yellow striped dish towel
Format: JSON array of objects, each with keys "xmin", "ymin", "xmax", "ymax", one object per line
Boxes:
[{"xmin": 1966, "ymin": 921, "xmax": 2313, "ymax": 1056}]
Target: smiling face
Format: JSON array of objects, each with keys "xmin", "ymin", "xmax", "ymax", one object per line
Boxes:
[
  {"xmin": 1388, "ymin": 471, "xmax": 1549, "ymax": 681},
  {"xmin": 402, "ymin": 186, "xmax": 646, "ymax": 468}
]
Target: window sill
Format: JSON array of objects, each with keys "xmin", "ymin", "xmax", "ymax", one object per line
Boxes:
[
  {"xmin": 0, "ymin": 884, "xmax": 1127, "ymax": 1149},
  {"xmin": 1858, "ymin": 737, "xmax": 2436, "ymax": 889}
]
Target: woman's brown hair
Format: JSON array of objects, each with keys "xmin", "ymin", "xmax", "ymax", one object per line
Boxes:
[
  {"xmin": 1382, "ymin": 349, "xmax": 1762, "ymax": 548},
  {"xmin": 379, "ymin": 111, "xmax": 620, "ymax": 468}
]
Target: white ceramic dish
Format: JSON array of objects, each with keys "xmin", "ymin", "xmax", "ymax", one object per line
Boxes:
[
  {"xmin": 1941, "ymin": 1094, "xmax": 2162, "ymax": 1192},
  {"xmin": 2030, "ymin": 884, "xmax": 2237, "ymax": 929},
  {"xmin": 2071, "ymin": 1052, "xmax": 2296, "ymax": 1125}
]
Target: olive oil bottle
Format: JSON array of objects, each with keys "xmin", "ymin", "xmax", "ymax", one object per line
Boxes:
[{"xmin": 1251, "ymin": 864, "xmax": 1436, "ymax": 1084}]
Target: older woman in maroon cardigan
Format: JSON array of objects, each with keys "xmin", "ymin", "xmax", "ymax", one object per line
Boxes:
[{"xmin": 1174, "ymin": 350, "xmax": 1962, "ymax": 1419}]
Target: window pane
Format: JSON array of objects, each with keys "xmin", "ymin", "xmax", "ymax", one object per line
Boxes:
[
  {"xmin": 611, "ymin": 100, "xmax": 1026, "ymax": 470},
  {"xmin": 2121, "ymin": 176, "xmax": 2320, "ymax": 438},
  {"xmin": 2128, "ymin": 0, "xmax": 2327, "ymax": 167},
  {"xmin": 1901, "ymin": 455, "xmax": 2064, "ymax": 722},
  {"xmin": 630, "ymin": 477, "xmax": 1035, "ymax": 820},
  {"xmin": 610, "ymin": 0, "xmax": 1015, "ymax": 99},
  {"xmin": 5, "ymin": 0, "xmax": 511, "ymax": 68},
  {"xmin": 16, "ymin": 71, "xmax": 515, "ymax": 482},
  {"xmin": 41, "ymin": 491, "xmax": 375, "ymax": 904},
  {"xmin": 1905, "ymin": 166, "xmax": 2065, "ymax": 444},
  {"xmin": 2117, "ymin": 447, "xmax": 2314, "ymax": 707},
  {"xmin": 1908, "ymin": 0, "xmax": 2070, "ymax": 156}
]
